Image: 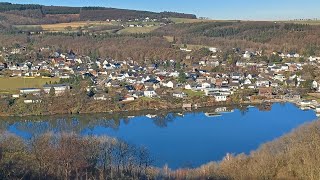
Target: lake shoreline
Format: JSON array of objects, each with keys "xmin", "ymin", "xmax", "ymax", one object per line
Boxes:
[
  {"xmin": 2, "ymin": 102, "xmax": 316, "ymax": 170},
  {"xmin": 0, "ymin": 98, "xmax": 288, "ymax": 118}
]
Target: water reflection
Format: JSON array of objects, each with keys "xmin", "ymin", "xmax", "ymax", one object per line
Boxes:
[
  {"xmin": 0, "ymin": 105, "xmax": 241, "ymax": 136},
  {"xmin": 0, "ymin": 103, "xmax": 317, "ymax": 169}
]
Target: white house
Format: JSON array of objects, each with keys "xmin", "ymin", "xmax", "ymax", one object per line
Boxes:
[
  {"xmin": 273, "ymin": 74, "xmax": 286, "ymax": 82},
  {"xmin": 236, "ymin": 61, "xmax": 246, "ymax": 67},
  {"xmin": 243, "ymin": 51, "xmax": 252, "ymax": 59},
  {"xmin": 256, "ymin": 79, "xmax": 270, "ymax": 87},
  {"xmin": 94, "ymin": 94, "xmax": 108, "ymax": 101},
  {"xmin": 184, "ymin": 84, "xmax": 192, "ymax": 90},
  {"xmin": 214, "ymin": 93, "xmax": 227, "ymax": 102},
  {"xmin": 162, "ymin": 81, "xmax": 174, "ymax": 88},
  {"xmin": 144, "ymin": 89, "xmax": 157, "ymax": 98},
  {"xmin": 173, "ymin": 91, "xmax": 186, "ymax": 98},
  {"xmin": 312, "ymin": 80, "xmax": 319, "ymax": 91},
  {"xmin": 209, "ymin": 47, "xmax": 218, "ymax": 53},
  {"xmin": 201, "ymin": 82, "xmax": 212, "ymax": 89},
  {"xmin": 231, "ymin": 73, "xmax": 241, "ymax": 80},
  {"xmin": 43, "ymin": 84, "xmax": 70, "ymax": 95},
  {"xmin": 281, "ymin": 65, "xmax": 289, "ymax": 71},
  {"xmin": 204, "ymin": 87, "xmax": 231, "ymax": 96},
  {"xmin": 244, "ymin": 79, "xmax": 252, "ymax": 85},
  {"xmin": 20, "ymin": 88, "xmax": 41, "ymax": 95}
]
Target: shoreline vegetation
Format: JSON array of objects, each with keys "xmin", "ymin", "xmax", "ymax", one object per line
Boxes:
[
  {"xmin": 1, "ymin": 116, "xmax": 319, "ymax": 179},
  {"xmin": 0, "ymin": 95, "xmax": 283, "ymax": 117}
]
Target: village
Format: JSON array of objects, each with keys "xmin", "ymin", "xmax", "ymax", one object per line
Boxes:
[{"xmin": 1, "ymin": 44, "xmax": 320, "ymax": 115}]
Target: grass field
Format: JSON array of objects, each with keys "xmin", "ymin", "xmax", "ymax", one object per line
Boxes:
[
  {"xmin": 117, "ymin": 26, "xmax": 160, "ymax": 34},
  {"xmin": 183, "ymin": 89, "xmax": 205, "ymax": 97},
  {"xmin": 15, "ymin": 21, "xmax": 115, "ymax": 32},
  {"xmin": 170, "ymin": 18, "xmax": 211, "ymax": 24},
  {"xmin": 43, "ymin": 21, "xmax": 115, "ymax": 31},
  {"xmin": 0, "ymin": 77, "xmax": 60, "ymax": 93}
]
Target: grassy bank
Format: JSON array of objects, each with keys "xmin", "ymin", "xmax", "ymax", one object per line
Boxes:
[{"xmin": 0, "ymin": 77, "xmax": 59, "ymax": 92}]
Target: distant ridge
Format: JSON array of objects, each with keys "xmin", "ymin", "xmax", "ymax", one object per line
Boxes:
[{"xmin": 0, "ymin": 2, "xmax": 197, "ymax": 20}]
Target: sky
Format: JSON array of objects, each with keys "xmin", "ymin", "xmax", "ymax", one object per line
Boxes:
[{"xmin": 1, "ymin": 0, "xmax": 319, "ymax": 20}]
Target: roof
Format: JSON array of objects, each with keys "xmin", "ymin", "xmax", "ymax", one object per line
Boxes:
[
  {"xmin": 43, "ymin": 83, "xmax": 69, "ymax": 88},
  {"xmin": 20, "ymin": 88, "xmax": 41, "ymax": 91}
]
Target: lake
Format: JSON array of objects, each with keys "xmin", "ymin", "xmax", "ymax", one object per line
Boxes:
[{"xmin": 1, "ymin": 103, "xmax": 317, "ymax": 169}]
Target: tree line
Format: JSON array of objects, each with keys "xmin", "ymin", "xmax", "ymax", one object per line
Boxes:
[
  {"xmin": 0, "ymin": 132, "xmax": 154, "ymax": 180},
  {"xmin": 1, "ymin": 115, "xmax": 320, "ymax": 179}
]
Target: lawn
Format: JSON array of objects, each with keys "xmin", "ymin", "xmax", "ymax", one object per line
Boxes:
[
  {"xmin": 183, "ymin": 89, "xmax": 205, "ymax": 97},
  {"xmin": 303, "ymin": 93, "xmax": 320, "ymax": 102},
  {"xmin": 0, "ymin": 77, "xmax": 60, "ymax": 93}
]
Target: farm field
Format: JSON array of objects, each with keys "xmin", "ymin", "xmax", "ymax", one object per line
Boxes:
[
  {"xmin": 0, "ymin": 77, "xmax": 60, "ymax": 93},
  {"xmin": 169, "ymin": 17, "xmax": 225, "ymax": 24},
  {"xmin": 170, "ymin": 18, "xmax": 213, "ymax": 23},
  {"xmin": 41, "ymin": 21, "xmax": 113, "ymax": 31},
  {"xmin": 14, "ymin": 21, "xmax": 115, "ymax": 32}
]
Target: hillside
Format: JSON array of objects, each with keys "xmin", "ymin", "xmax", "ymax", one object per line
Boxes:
[
  {"xmin": 0, "ymin": 2, "xmax": 196, "ymax": 25},
  {"xmin": 154, "ymin": 21, "xmax": 320, "ymax": 54}
]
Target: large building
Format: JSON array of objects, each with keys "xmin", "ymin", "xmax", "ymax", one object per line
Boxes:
[{"xmin": 43, "ymin": 84, "xmax": 70, "ymax": 95}]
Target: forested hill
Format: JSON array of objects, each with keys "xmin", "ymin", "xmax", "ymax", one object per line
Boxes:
[{"xmin": 0, "ymin": 2, "xmax": 197, "ymax": 21}]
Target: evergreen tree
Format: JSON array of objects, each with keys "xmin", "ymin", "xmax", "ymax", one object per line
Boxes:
[{"xmin": 49, "ymin": 87, "xmax": 55, "ymax": 97}]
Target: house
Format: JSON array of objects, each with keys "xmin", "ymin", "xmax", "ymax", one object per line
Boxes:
[
  {"xmin": 20, "ymin": 88, "xmax": 41, "ymax": 95},
  {"xmin": 281, "ymin": 65, "xmax": 289, "ymax": 71},
  {"xmin": 244, "ymin": 79, "xmax": 252, "ymax": 85},
  {"xmin": 94, "ymin": 94, "xmax": 108, "ymax": 101},
  {"xmin": 162, "ymin": 81, "xmax": 174, "ymax": 88},
  {"xmin": 213, "ymin": 93, "xmax": 227, "ymax": 102},
  {"xmin": 204, "ymin": 87, "xmax": 231, "ymax": 96},
  {"xmin": 173, "ymin": 91, "xmax": 187, "ymax": 98},
  {"xmin": 122, "ymin": 95, "xmax": 135, "ymax": 102},
  {"xmin": 125, "ymin": 85, "xmax": 135, "ymax": 92},
  {"xmin": 134, "ymin": 84, "xmax": 145, "ymax": 91},
  {"xmin": 207, "ymin": 60, "xmax": 220, "ymax": 67},
  {"xmin": 209, "ymin": 47, "xmax": 218, "ymax": 53},
  {"xmin": 24, "ymin": 99, "xmax": 41, "ymax": 104},
  {"xmin": 312, "ymin": 80, "xmax": 318, "ymax": 90},
  {"xmin": 273, "ymin": 74, "xmax": 286, "ymax": 82},
  {"xmin": 144, "ymin": 82, "xmax": 160, "ymax": 90},
  {"xmin": 184, "ymin": 84, "xmax": 192, "ymax": 90},
  {"xmin": 243, "ymin": 51, "xmax": 252, "ymax": 59},
  {"xmin": 236, "ymin": 61, "xmax": 246, "ymax": 67},
  {"xmin": 144, "ymin": 88, "xmax": 157, "ymax": 98},
  {"xmin": 229, "ymin": 82, "xmax": 240, "ymax": 91},
  {"xmin": 201, "ymin": 82, "xmax": 212, "ymax": 89},
  {"xmin": 256, "ymin": 79, "xmax": 270, "ymax": 87},
  {"xmin": 231, "ymin": 73, "xmax": 241, "ymax": 80},
  {"xmin": 43, "ymin": 84, "xmax": 70, "ymax": 95},
  {"xmin": 106, "ymin": 80, "xmax": 121, "ymax": 88}
]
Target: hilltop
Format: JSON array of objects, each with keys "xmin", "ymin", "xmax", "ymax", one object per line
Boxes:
[{"xmin": 0, "ymin": 2, "xmax": 196, "ymax": 25}]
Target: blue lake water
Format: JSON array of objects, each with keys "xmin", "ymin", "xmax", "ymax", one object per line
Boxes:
[{"xmin": 1, "ymin": 103, "xmax": 317, "ymax": 169}]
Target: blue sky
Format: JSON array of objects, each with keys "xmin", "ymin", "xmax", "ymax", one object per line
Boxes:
[{"xmin": 1, "ymin": 0, "xmax": 319, "ymax": 20}]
